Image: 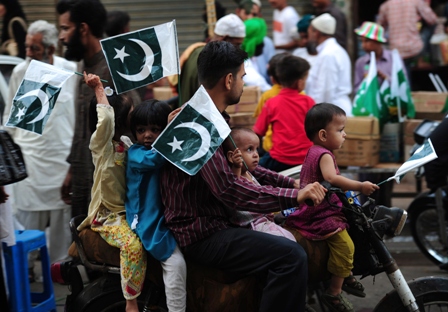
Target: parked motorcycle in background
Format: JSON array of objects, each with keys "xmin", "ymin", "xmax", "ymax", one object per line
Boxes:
[{"xmin": 408, "ymin": 118, "xmax": 448, "ymax": 269}]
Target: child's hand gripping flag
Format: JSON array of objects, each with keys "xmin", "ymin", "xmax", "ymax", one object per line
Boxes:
[
  {"xmin": 100, "ymin": 20, "xmax": 179, "ymax": 94},
  {"xmin": 152, "ymin": 85, "xmax": 231, "ymax": 176},
  {"xmin": 379, "ymin": 139, "xmax": 438, "ymax": 185},
  {"xmin": 5, "ymin": 60, "xmax": 74, "ymax": 135}
]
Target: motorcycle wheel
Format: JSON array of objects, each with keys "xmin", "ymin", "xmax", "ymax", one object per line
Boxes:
[
  {"xmin": 410, "ymin": 204, "xmax": 448, "ymax": 265},
  {"xmin": 373, "ymin": 276, "xmax": 448, "ymax": 311},
  {"xmin": 69, "ymin": 274, "xmax": 167, "ymax": 312}
]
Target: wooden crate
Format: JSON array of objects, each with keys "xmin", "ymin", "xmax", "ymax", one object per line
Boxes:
[{"xmin": 226, "ymin": 86, "xmax": 261, "ymax": 114}]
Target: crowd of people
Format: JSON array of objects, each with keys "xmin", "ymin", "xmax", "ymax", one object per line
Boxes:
[{"xmin": 0, "ymin": 0, "xmax": 445, "ymax": 311}]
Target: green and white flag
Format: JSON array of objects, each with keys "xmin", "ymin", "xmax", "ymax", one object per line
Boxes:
[
  {"xmin": 5, "ymin": 60, "xmax": 74, "ymax": 135},
  {"xmin": 390, "ymin": 49, "xmax": 415, "ymax": 121},
  {"xmin": 152, "ymin": 85, "xmax": 231, "ymax": 176},
  {"xmin": 101, "ymin": 20, "xmax": 179, "ymax": 94},
  {"xmin": 385, "ymin": 138, "xmax": 437, "ymax": 183},
  {"xmin": 352, "ymin": 51, "xmax": 380, "ymax": 119}
]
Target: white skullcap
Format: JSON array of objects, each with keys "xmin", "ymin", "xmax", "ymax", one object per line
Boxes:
[
  {"xmin": 311, "ymin": 13, "xmax": 336, "ymax": 35},
  {"xmin": 252, "ymin": 0, "xmax": 261, "ymax": 7},
  {"xmin": 214, "ymin": 13, "xmax": 246, "ymax": 38}
]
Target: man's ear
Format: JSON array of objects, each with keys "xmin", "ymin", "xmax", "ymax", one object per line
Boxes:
[
  {"xmin": 47, "ymin": 45, "xmax": 56, "ymax": 56},
  {"xmin": 225, "ymin": 72, "xmax": 233, "ymax": 91},
  {"xmin": 79, "ymin": 22, "xmax": 89, "ymax": 37},
  {"xmin": 318, "ymin": 129, "xmax": 326, "ymax": 142}
]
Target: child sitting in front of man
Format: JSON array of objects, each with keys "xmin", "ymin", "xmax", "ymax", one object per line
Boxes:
[
  {"xmin": 285, "ymin": 103, "xmax": 379, "ymax": 312},
  {"xmin": 253, "ymin": 54, "xmax": 315, "ymax": 172},
  {"xmin": 223, "ymin": 127, "xmax": 296, "ymax": 241},
  {"xmin": 125, "ymin": 100, "xmax": 187, "ymax": 312},
  {"xmin": 77, "ymin": 73, "xmax": 144, "ymax": 312}
]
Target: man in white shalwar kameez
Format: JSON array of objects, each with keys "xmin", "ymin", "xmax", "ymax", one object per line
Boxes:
[
  {"xmin": 306, "ymin": 13, "xmax": 353, "ymax": 116},
  {"xmin": 3, "ymin": 20, "xmax": 76, "ymax": 280}
]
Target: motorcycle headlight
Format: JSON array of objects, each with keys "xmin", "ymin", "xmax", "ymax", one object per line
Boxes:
[{"xmin": 371, "ymin": 206, "xmax": 408, "ymax": 238}]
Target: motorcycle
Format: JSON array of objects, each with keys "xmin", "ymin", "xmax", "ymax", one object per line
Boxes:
[
  {"xmin": 52, "ymin": 180, "xmax": 448, "ymax": 312},
  {"xmin": 407, "ymin": 119, "xmax": 448, "ymax": 268}
]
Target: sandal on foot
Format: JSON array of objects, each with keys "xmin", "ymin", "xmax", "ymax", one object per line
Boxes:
[
  {"xmin": 321, "ymin": 292, "xmax": 354, "ymax": 312},
  {"xmin": 342, "ymin": 275, "xmax": 366, "ymax": 297}
]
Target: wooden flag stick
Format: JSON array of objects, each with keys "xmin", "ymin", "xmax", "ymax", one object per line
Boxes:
[{"xmin": 228, "ymin": 134, "xmax": 249, "ymax": 171}]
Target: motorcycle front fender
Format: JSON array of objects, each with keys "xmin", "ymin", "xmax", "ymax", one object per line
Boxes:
[{"xmin": 373, "ymin": 276, "xmax": 448, "ymax": 311}]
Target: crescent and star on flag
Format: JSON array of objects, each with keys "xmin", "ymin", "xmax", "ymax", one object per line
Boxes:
[
  {"xmin": 15, "ymin": 88, "xmax": 51, "ymax": 124},
  {"xmin": 113, "ymin": 38, "xmax": 155, "ymax": 82}
]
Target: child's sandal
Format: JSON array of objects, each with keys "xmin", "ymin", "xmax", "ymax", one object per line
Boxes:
[
  {"xmin": 342, "ymin": 275, "xmax": 366, "ymax": 297},
  {"xmin": 321, "ymin": 292, "xmax": 354, "ymax": 312}
]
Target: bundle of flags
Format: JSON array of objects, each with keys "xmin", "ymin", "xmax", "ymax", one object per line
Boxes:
[
  {"xmin": 5, "ymin": 60, "xmax": 74, "ymax": 135},
  {"xmin": 352, "ymin": 49, "xmax": 415, "ymax": 128}
]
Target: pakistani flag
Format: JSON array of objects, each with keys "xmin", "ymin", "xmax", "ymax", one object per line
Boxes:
[
  {"xmin": 101, "ymin": 20, "xmax": 179, "ymax": 94},
  {"xmin": 152, "ymin": 85, "xmax": 231, "ymax": 176},
  {"xmin": 5, "ymin": 60, "xmax": 74, "ymax": 135},
  {"xmin": 352, "ymin": 51, "xmax": 380, "ymax": 120},
  {"xmin": 390, "ymin": 49, "xmax": 415, "ymax": 120},
  {"xmin": 384, "ymin": 138, "xmax": 437, "ymax": 184}
]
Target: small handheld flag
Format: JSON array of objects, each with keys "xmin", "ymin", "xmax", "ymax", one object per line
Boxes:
[
  {"xmin": 352, "ymin": 51, "xmax": 381, "ymax": 121},
  {"xmin": 378, "ymin": 138, "xmax": 438, "ymax": 185},
  {"xmin": 390, "ymin": 49, "xmax": 415, "ymax": 121},
  {"xmin": 101, "ymin": 20, "xmax": 180, "ymax": 94},
  {"xmin": 5, "ymin": 60, "xmax": 74, "ymax": 135},
  {"xmin": 152, "ymin": 85, "xmax": 231, "ymax": 176}
]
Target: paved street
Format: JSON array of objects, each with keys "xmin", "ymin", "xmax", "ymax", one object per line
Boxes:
[{"xmin": 30, "ymin": 179, "xmax": 448, "ymax": 312}]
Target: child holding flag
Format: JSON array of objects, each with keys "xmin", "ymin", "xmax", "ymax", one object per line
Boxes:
[
  {"xmin": 285, "ymin": 103, "xmax": 379, "ymax": 312},
  {"xmin": 223, "ymin": 127, "xmax": 296, "ymax": 241},
  {"xmin": 77, "ymin": 73, "xmax": 145, "ymax": 312},
  {"xmin": 125, "ymin": 100, "xmax": 187, "ymax": 312}
]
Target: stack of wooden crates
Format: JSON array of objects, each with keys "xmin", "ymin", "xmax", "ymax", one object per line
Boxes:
[
  {"xmin": 228, "ymin": 86, "xmax": 261, "ymax": 129},
  {"xmin": 153, "ymin": 86, "xmax": 261, "ymax": 129}
]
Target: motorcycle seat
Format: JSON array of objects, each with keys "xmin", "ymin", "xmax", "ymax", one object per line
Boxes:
[{"xmin": 68, "ymin": 225, "xmax": 253, "ymax": 284}]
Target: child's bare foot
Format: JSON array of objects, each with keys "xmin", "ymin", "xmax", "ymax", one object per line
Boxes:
[{"xmin": 126, "ymin": 298, "xmax": 139, "ymax": 312}]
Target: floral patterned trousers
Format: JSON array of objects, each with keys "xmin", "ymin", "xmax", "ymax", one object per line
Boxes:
[{"xmin": 91, "ymin": 209, "xmax": 147, "ymax": 300}]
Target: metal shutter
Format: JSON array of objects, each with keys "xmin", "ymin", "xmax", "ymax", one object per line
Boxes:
[{"xmin": 5, "ymin": 0, "xmax": 315, "ymax": 53}]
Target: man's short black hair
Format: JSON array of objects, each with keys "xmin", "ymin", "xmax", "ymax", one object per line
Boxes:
[
  {"xmin": 197, "ymin": 41, "xmax": 247, "ymax": 89},
  {"xmin": 106, "ymin": 10, "xmax": 130, "ymax": 37},
  {"xmin": 276, "ymin": 55, "xmax": 310, "ymax": 88},
  {"xmin": 56, "ymin": 0, "xmax": 107, "ymax": 38}
]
